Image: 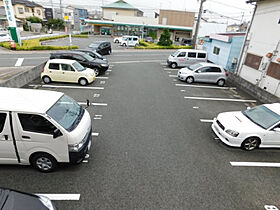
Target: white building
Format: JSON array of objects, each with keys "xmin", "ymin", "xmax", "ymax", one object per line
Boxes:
[{"xmin": 237, "ymin": 0, "xmax": 280, "ymax": 97}]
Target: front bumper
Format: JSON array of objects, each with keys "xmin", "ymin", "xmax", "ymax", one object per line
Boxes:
[
  {"xmin": 69, "ymin": 128, "xmax": 92, "ymax": 164},
  {"xmin": 211, "ymin": 119, "xmax": 242, "ymax": 147},
  {"xmin": 177, "ymin": 72, "xmax": 186, "ymax": 81}
]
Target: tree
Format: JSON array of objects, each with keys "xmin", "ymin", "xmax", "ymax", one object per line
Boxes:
[
  {"xmin": 26, "ymin": 16, "xmax": 42, "ymax": 24},
  {"xmin": 46, "ymin": 19, "xmax": 65, "ymax": 30},
  {"xmin": 158, "ymin": 28, "xmax": 172, "ymax": 46}
]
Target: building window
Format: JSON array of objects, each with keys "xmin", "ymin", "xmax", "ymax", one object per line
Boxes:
[
  {"xmin": 37, "ymin": 9, "xmax": 41, "ymax": 15},
  {"xmin": 18, "ymin": 7, "xmax": 24, "ymax": 14},
  {"xmin": 244, "ymin": 53, "xmax": 262, "ymax": 70},
  {"xmin": 213, "ymin": 46, "xmax": 220, "ymax": 55},
  {"xmin": 267, "ymin": 62, "xmax": 280, "ymax": 80},
  {"xmin": 25, "ymin": 7, "xmax": 29, "ymax": 13}
]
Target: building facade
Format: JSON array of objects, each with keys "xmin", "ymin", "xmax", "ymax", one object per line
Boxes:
[
  {"xmin": 237, "ymin": 0, "xmax": 280, "ymax": 97},
  {"xmin": 203, "ymin": 33, "xmax": 245, "ymax": 72}
]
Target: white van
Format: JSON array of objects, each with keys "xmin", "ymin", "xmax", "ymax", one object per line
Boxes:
[
  {"xmin": 167, "ymin": 49, "xmax": 207, "ymax": 69},
  {"xmin": 0, "ymin": 87, "xmax": 92, "ymax": 172},
  {"xmin": 120, "ymin": 36, "xmax": 139, "ymax": 47}
]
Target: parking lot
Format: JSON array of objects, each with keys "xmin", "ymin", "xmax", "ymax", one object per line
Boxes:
[{"xmin": 1, "ymin": 44, "xmax": 280, "ymax": 209}]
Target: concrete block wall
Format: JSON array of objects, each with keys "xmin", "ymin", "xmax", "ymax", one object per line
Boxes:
[
  {"xmin": 0, "ymin": 63, "xmax": 44, "ymax": 88},
  {"xmin": 228, "ymin": 72, "xmax": 280, "ymax": 103}
]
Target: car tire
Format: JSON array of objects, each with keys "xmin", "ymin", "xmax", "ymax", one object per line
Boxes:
[
  {"xmin": 122, "ymin": 43, "xmax": 127, "ymax": 47},
  {"xmin": 217, "ymin": 79, "xmax": 225, "ymax": 87},
  {"xmin": 92, "ymin": 68, "xmax": 100, "ymax": 76},
  {"xmin": 108, "ymin": 50, "xmax": 111, "ymax": 55},
  {"xmin": 31, "ymin": 153, "xmax": 57, "ymax": 173},
  {"xmin": 241, "ymin": 137, "xmax": 260, "ymax": 151},
  {"xmin": 171, "ymin": 63, "xmax": 177, "ymax": 69},
  {"xmin": 186, "ymin": 76, "xmax": 194, "ymax": 84},
  {"xmin": 115, "ymin": 40, "xmax": 119, "ymax": 43},
  {"xmin": 79, "ymin": 78, "xmax": 88, "ymax": 86},
  {"xmin": 42, "ymin": 76, "xmax": 51, "ymax": 84}
]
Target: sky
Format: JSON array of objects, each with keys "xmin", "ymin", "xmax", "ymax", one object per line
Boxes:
[{"xmin": 34, "ymin": 0, "xmax": 255, "ymax": 24}]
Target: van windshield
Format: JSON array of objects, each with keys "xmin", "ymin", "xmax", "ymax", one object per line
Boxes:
[
  {"xmin": 47, "ymin": 95, "xmax": 84, "ymax": 132},
  {"xmin": 171, "ymin": 51, "xmax": 180, "ymax": 57}
]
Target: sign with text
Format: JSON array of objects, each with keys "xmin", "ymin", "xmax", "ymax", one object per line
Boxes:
[{"xmin": 3, "ymin": 0, "xmax": 17, "ymax": 27}]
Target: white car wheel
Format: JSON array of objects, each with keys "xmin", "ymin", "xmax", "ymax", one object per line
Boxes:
[
  {"xmin": 79, "ymin": 78, "xmax": 88, "ymax": 86},
  {"xmin": 217, "ymin": 79, "xmax": 225, "ymax": 87},
  {"xmin": 42, "ymin": 76, "xmax": 51, "ymax": 84},
  {"xmin": 241, "ymin": 137, "xmax": 260, "ymax": 151},
  {"xmin": 171, "ymin": 63, "xmax": 177, "ymax": 69},
  {"xmin": 186, "ymin": 76, "xmax": 194, "ymax": 84}
]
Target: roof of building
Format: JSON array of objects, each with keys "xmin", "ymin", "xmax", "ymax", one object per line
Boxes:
[
  {"xmin": 102, "ymin": 0, "xmax": 142, "ymax": 12},
  {"xmin": 85, "ymin": 19, "xmax": 192, "ymax": 31},
  {"xmin": 11, "ymin": 0, "xmax": 43, "ymax": 8}
]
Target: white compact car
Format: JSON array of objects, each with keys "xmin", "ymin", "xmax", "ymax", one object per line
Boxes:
[
  {"xmin": 212, "ymin": 103, "xmax": 280, "ymax": 151},
  {"xmin": 0, "ymin": 33, "xmax": 11, "ymax": 42},
  {"xmin": 42, "ymin": 59, "xmax": 96, "ymax": 86},
  {"xmin": 177, "ymin": 62, "xmax": 228, "ymax": 86}
]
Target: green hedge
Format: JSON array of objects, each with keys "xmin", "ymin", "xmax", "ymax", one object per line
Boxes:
[
  {"xmin": 39, "ymin": 35, "xmax": 68, "ymax": 41},
  {"xmin": 71, "ymin": 34, "xmax": 88, "ymax": 38},
  {"xmin": 136, "ymin": 41, "xmax": 193, "ymax": 49}
]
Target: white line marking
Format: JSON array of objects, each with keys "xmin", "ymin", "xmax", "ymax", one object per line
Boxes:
[
  {"xmin": 112, "ymin": 60, "xmax": 165, "ymax": 64},
  {"xmin": 78, "ymin": 102, "xmax": 108, "ymax": 106},
  {"xmin": 82, "ymin": 160, "xmax": 88, "ymax": 163},
  {"xmin": 169, "ymin": 75, "xmax": 177, "ymax": 78},
  {"xmin": 96, "ymin": 77, "xmax": 108, "ymax": 79},
  {"xmin": 230, "ymin": 162, "xmax": 280, "ymax": 167},
  {"xmin": 29, "ymin": 84, "xmax": 104, "ymax": 90},
  {"xmin": 164, "ymin": 68, "xmax": 178, "ymax": 71},
  {"xmin": 107, "ymin": 70, "xmax": 112, "ymax": 72},
  {"xmin": 200, "ymin": 119, "xmax": 214, "ymax": 123},
  {"xmin": 160, "ymin": 63, "xmax": 167, "ymax": 65},
  {"xmin": 175, "ymin": 84, "xmax": 236, "ymax": 90},
  {"xmin": 93, "ymin": 94, "xmax": 100, "ymax": 98},
  {"xmin": 214, "ymin": 137, "xmax": 219, "ymax": 140},
  {"xmin": 173, "ymin": 79, "xmax": 177, "ymax": 81},
  {"xmin": 15, "ymin": 58, "xmax": 24, "ymax": 67},
  {"xmin": 193, "ymin": 106, "xmax": 199, "ymax": 109},
  {"xmin": 100, "ymin": 81, "xmax": 106, "ymax": 84},
  {"xmin": 92, "ymin": 132, "xmax": 99, "ymax": 136},
  {"xmin": 94, "ymin": 117, "xmax": 102, "ymax": 120},
  {"xmin": 180, "ymin": 89, "xmax": 186, "ymax": 92},
  {"xmin": 94, "ymin": 115, "xmax": 103, "ymax": 117},
  {"xmin": 184, "ymin": 96, "xmax": 257, "ymax": 103},
  {"xmin": 35, "ymin": 194, "xmax": 80, "ymax": 201}
]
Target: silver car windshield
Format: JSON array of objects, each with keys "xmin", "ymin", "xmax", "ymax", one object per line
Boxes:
[
  {"xmin": 72, "ymin": 62, "xmax": 85, "ymax": 71},
  {"xmin": 243, "ymin": 105, "xmax": 280, "ymax": 129},
  {"xmin": 47, "ymin": 95, "xmax": 84, "ymax": 132},
  {"xmin": 189, "ymin": 63, "xmax": 203, "ymax": 71}
]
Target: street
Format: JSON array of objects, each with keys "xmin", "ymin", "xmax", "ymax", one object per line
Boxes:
[{"xmin": 0, "ymin": 46, "xmax": 280, "ymax": 209}]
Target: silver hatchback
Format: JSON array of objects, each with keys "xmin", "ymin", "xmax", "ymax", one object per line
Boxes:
[{"xmin": 177, "ymin": 62, "xmax": 228, "ymax": 86}]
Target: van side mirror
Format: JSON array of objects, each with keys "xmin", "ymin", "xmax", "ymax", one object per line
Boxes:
[
  {"xmin": 86, "ymin": 99, "xmax": 90, "ymax": 109},
  {"xmin": 53, "ymin": 129, "xmax": 63, "ymax": 139},
  {"xmin": 274, "ymin": 128, "xmax": 280, "ymax": 133}
]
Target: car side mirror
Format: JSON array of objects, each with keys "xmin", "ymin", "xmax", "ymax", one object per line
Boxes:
[
  {"xmin": 53, "ymin": 129, "xmax": 63, "ymax": 139},
  {"xmin": 196, "ymin": 70, "xmax": 201, "ymax": 73},
  {"xmin": 86, "ymin": 99, "xmax": 90, "ymax": 109},
  {"xmin": 247, "ymin": 107, "xmax": 251, "ymax": 110},
  {"xmin": 274, "ymin": 128, "xmax": 280, "ymax": 133}
]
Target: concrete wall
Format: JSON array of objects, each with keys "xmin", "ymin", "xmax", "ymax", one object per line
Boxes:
[
  {"xmin": 159, "ymin": 10, "xmax": 194, "ymax": 27},
  {"xmin": 237, "ymin": 0, "xmax": 280, "ymax": 97},
  {"xmin": 0, "ymin": 64, "xmax": 44, "ymax": 88}
]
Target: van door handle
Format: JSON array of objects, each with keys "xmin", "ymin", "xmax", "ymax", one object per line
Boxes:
[{"xmin": 22, "ymin": 135, "xmax": 31, "ymax": 139}]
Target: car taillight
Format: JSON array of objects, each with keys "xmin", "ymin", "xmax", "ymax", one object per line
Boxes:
[
  {"xmin": 42, "ymin": 67, "xmax": 45, "ymax": 72},
  {"xmin": 226, "ymin": 72, "xmax": 229, "ymax": 77}
]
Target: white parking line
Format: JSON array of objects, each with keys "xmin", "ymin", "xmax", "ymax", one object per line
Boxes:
[
  {"xmin": 100, "ymin": 81, "xmax": 106, "ymax": 85},
  {"xmin": 169, "ymin": 75, "xmax": 177, "ymax": 78},
  {"xmin": 112, "ymin": 60, "xmax": 165, "ymax": 64},
  {"xmin": 92, "ymin": 132, "xmax": 99, "ymax": 136},
  {"xmin": 107, "ymin": 70, "xmax": 112, "ymax": 72},
  {"xmin": 79, "ymin": 102, "xmax": 108, "ymax": 106},
  {"xmin": 184, "ymin": 96, "xmax": 257, "ymax": 103},
  {"xmin": 230, "ymin": 162, "xmax": 280, "ymax": 167},
  {"xmin": 96, "ymin": 77, "xmax": 108, "ymax": 79},
  {"xmin": 164, "ymin": 68, "xmax": 178, "ymax": 71},
  {"xmin": 95, "ymin": 115, "xmax": 103, "ymax": 117},
  {"xmin": 176, "ymin": 84, "xmax": 236, "ymax": 90},
  {"xmin": 180, "ymin": 90, "xmax": 186, "ymax": 92},
  {"xmin": 94, "ymin": 117, "xmax": 102, "ymax": 120},
  {"xmin": 200, "ymin": 119, "xmax": 214, "ymax": 123},
  {"xmin": 29, "ymin": 84, "xmax": 104, "ymax": 90},
  {"xmin": 15, "ymin": 58, "xmax": 24, "ymax": 67},
  {"xmin": 35, "ymin": 194, "xmax": 80, "ymax": 201}
]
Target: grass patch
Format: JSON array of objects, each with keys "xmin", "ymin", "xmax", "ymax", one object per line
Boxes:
[{"xmin": 136, "ymin": 40, "xmax": 193, "ymax": 49}]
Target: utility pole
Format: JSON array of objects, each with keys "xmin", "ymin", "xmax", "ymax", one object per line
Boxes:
[
  {"xmin": 60, "ymin": 0, "xmax": 63, "ymax": 19},
  {"xmin": 192, "ymin": 0, "xmax": 206, "ymax": 49}
]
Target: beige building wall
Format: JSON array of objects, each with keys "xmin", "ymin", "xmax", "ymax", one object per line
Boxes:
[
  {"xmin": 104, "ymin": 8, "xmax": 136, "ymax": 19},
  {"xmin": 159, "ymin": 10, "xmax": 195, "ymax": 27},
  {"xmin": 13, "ymin": 4, "xmax": 44, "ymax": 20}
]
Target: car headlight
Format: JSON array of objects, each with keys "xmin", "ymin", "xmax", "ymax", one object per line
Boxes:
[
  {"xmin": 39, "ymin": 196, "xmax": 56, "ymax": 210},
  {"xmin": 225, "ymin": 129, "xmax": 239, "ymax": 137},
  {"xmin": 100, "ymin": 64, "xmax": 108, "ymax": 67},
  {"xmin": 68, "ymin": 142, "xmax": 84, "ymax": 152}
]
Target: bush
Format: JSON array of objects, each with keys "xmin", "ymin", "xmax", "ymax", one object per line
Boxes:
[
  {"xmin": 26, "ymin": 16, "xmax": 42, "ymax": 24},
  {"xmin": 135, "ymin": 41, "xmax": 192, "ymax": 49},
  {"xmin": 39, "ymin": 35, "xmax": 68, "ymax": 41},
  {"xmin": 158, "ymin": 28, "xmax": 172, "ymax": 46},
  {"xmin": 72, "ymin": 34, "xmax": 88, "ymax": 38},
  {"xmin": 46, "ymin": 18, "xmax": 65, "ymax": 30}
]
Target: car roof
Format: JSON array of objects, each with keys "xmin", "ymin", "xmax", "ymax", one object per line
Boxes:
[
  {"xmin": 47, "ymin": 59, "xmax": 76, "ymax": 64},
  {"xmin": 91, "ymin": 41, "xmax": 109, "ymax": 44},
  {"xmin": 0, "ymin": 87, "xmax": 64, "ymax": 113},
  {"xmin": 264, "ymin": 103, "xmax": 280, "ymax": 116},
  {"xmin": 176, "ymin": 49, "xmax": 207, "ymax": 53},
  {"xmin": 51, "ymin": 51, "xmax": 85, "ymax": 55},
  {"xmin": 198, "ymin": 62, "xmax": 223, "ymax": 68}
]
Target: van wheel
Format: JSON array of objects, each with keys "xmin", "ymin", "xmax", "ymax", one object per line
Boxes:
[
  {"xmin": 186, "ymin": 76, "xmax": 194, "ymax": 84},
  {"xmin": 171, "ymin": 63, "xmax": 177, "ymax": 69},
  {"xmin": 42, "ymin": 76, "xmax": 51, "ymax": 84},
  {"xmin": 92, "ymin": 68, "xmax": 100, "ymax": 76},
  {"xmin": 241, "ymin": 137, "xmax": 260, "ymax": 151},
  {"xmin": 79, "ymin": 78, "xmax": 88, "ymax": 86},
  {"xmin": 115, "ymin": 40, "xmax": 119, "ymax": 43},
  {"xmin": 31, "ymin": 153, "xmax": 57, "ymax": 173},
  {"xmin": 217, "ymin": 79, "xmax": 225, "ymax": 87},
  {"xmin": 122, "ymin": 43, "xmax": 127, "ymax": 47}
]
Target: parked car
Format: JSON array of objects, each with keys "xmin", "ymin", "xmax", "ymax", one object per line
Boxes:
[
  {"xmin": 0, "ymin": 188, "xmax": 56, "ymax": 210},
  {"xmin": 181, "ymin": 38, "xmax": 192, "ymax": 46},
  {"xmin": 0, "ymin": 87, "xmax": 92, "ymax": 172},
  {"xmin": 120, "ymin": 36, "xmax": 139, "ymax": 47},
  {"xmin": 177, "ymin": 62, "xmax": 228, "ymax": 86},
  {"xmin": 0, "ymin": 33, "xmax": 11, "ymax": 43},
  {"xmin": 88, "ymin": 41, "xmax": 111, "ymax": 55},
  {"xmin": 212, "ymin": 103, "xmax": 280, "ymax": 151},
  {"xmin": 42, "ymin": 59, "xmax": 96, "ymax": 85},
  {"xmin": 144, "ymin": 37, "xmax": 154, "ymax": 43},
  {"xmin": 167, "ymin": 49, "xmax": 207, "ymax": 69},
  {"xmin": 73, "ymin": 49, "xmax": 106, "ymax": 61},
  {"xmin": 50, "ymin": 51, "xmax": 109, "ymax": 76},
  {"xmin": 114, "ymin": 36, "xmax": 122, "ymax": 43}
]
